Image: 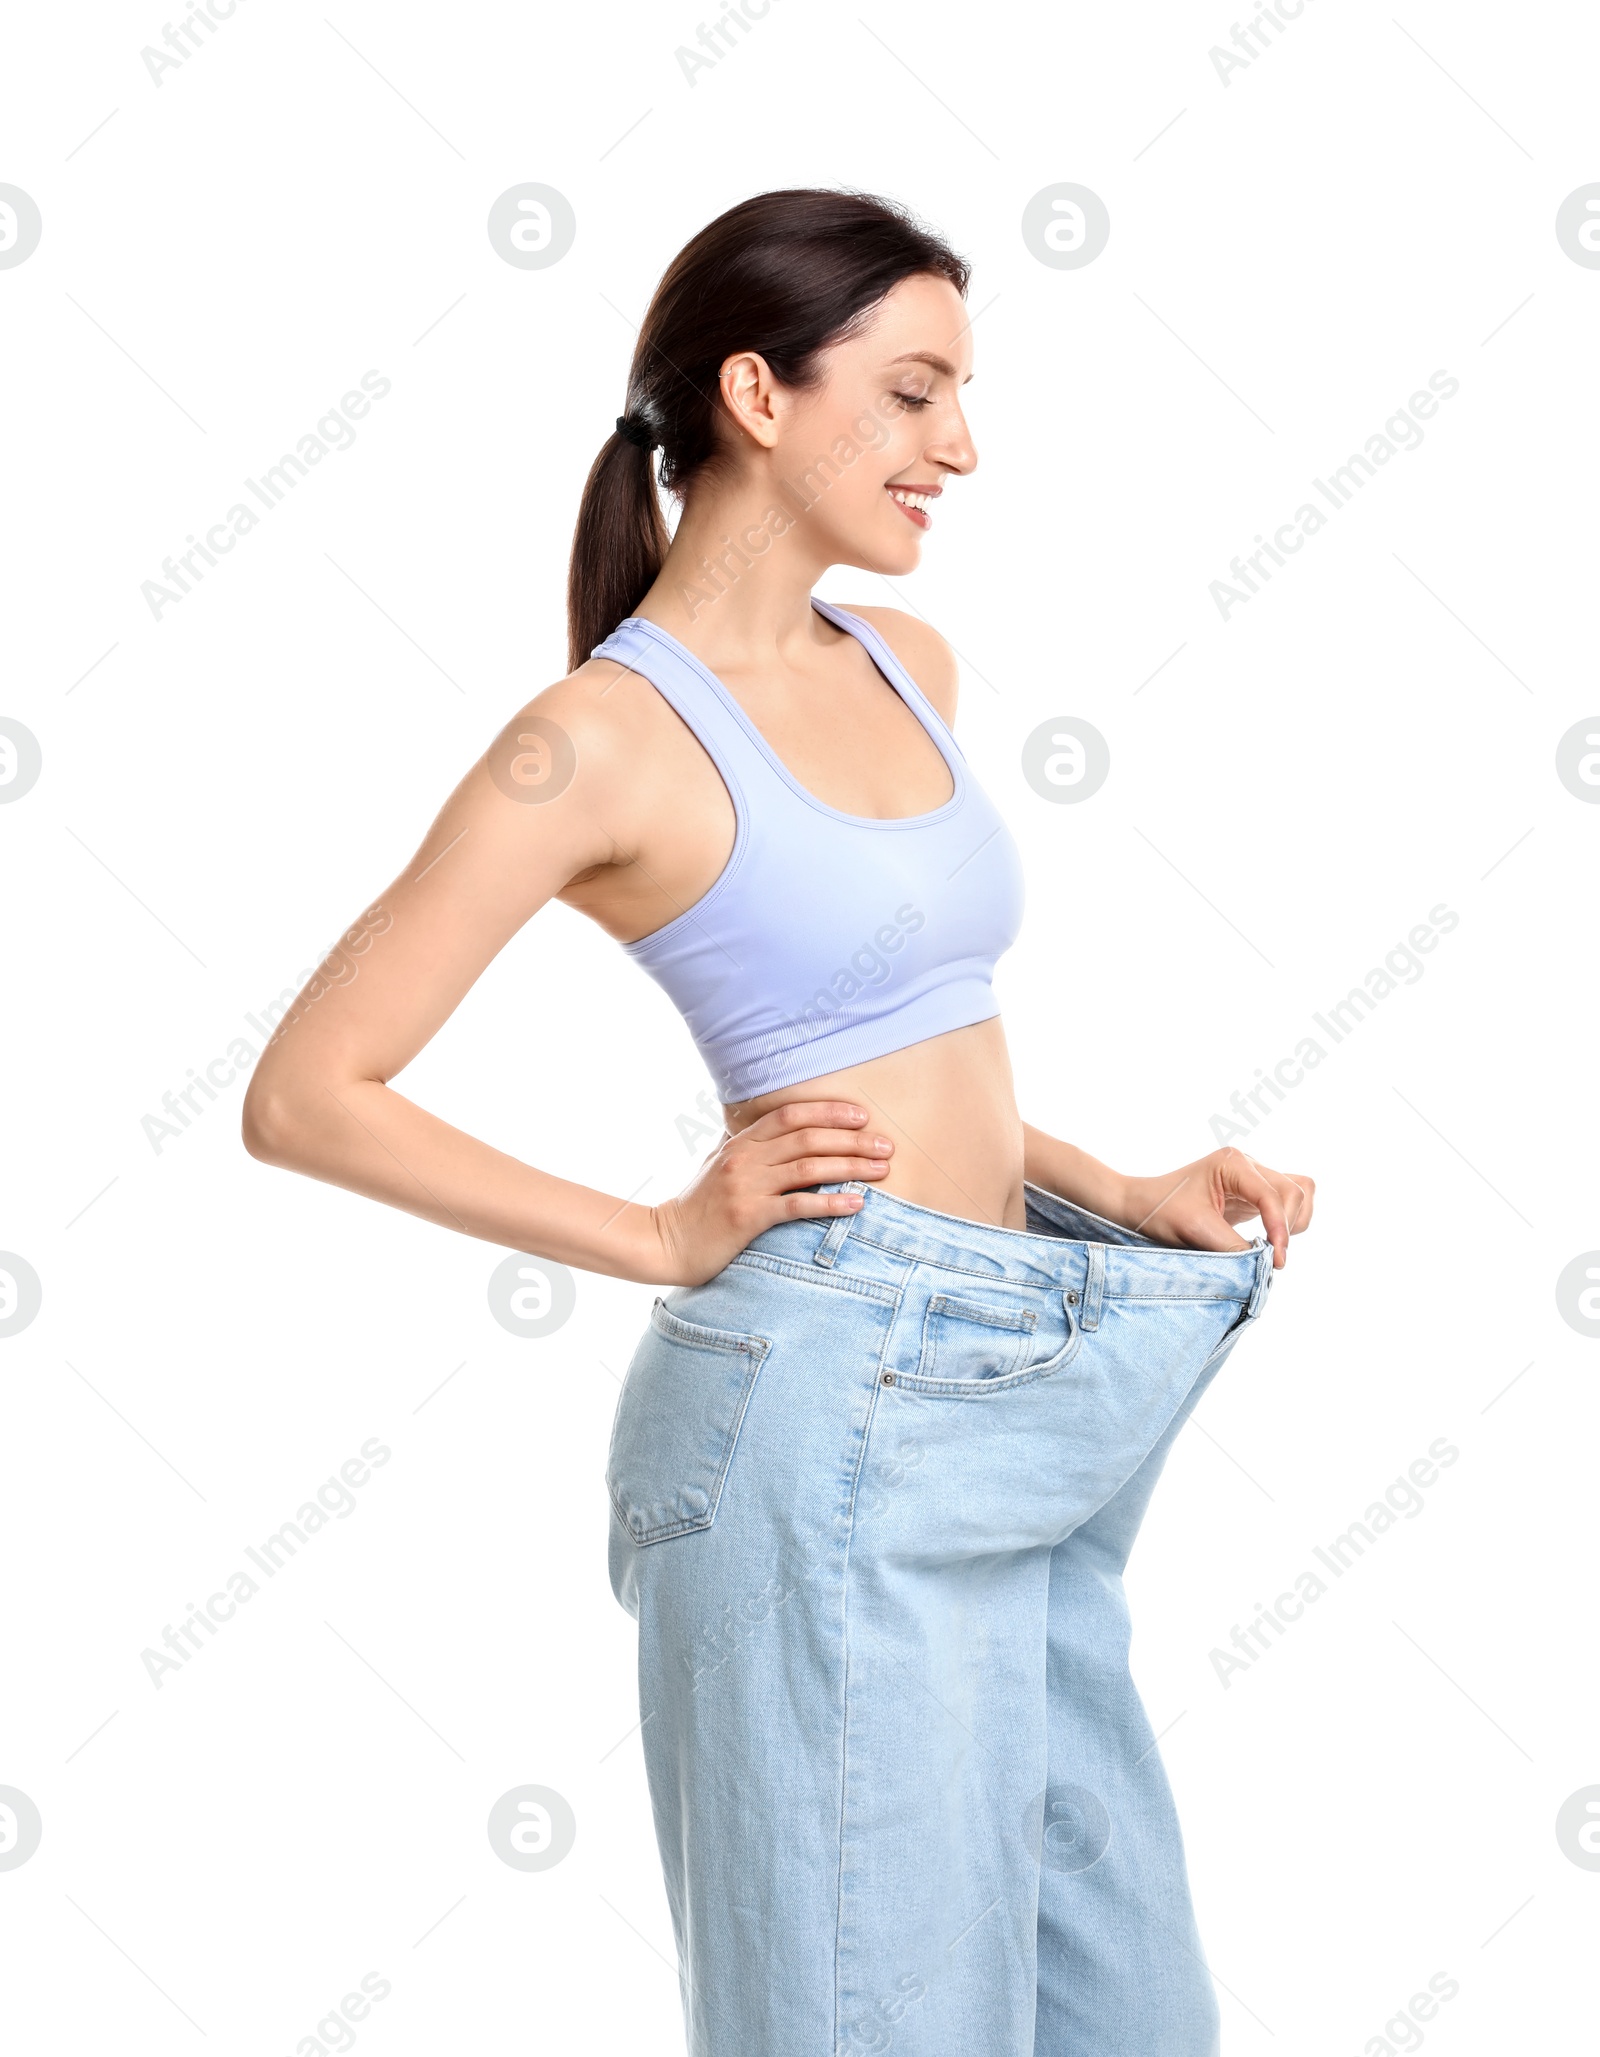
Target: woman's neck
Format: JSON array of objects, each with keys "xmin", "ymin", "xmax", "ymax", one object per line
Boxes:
[{"xmin": 633, "ymin": 475, "xmax": 839, "ymax": 668}]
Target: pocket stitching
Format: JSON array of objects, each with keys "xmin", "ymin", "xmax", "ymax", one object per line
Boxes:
[
  {"xmin": 900, "ymin": 1303, "xmax": 1083, "ymax": 1399},
  {"xmin": 925, "ymin": 1293, "xmax": 1039, "ymax": 1332},
  {"xmin": 916, "ymin": 1293, "xmax": 1038, "ymax": 1386},
  {"xmin": 608, "ymin": 1305, "xmax": 772, "ymax": 1544},
  {"xmin": 651, "ymin": 1296, "xmax": 766, "ymax": 1353}
]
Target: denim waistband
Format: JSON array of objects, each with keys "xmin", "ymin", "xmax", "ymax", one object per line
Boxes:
[{"xmin": 744, "ymin": 1180, "xmax": 1273, "ymax": 1316}]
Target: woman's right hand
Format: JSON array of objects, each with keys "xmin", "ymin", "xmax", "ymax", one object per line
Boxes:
[{"xmin": 644, "ymin": 1101, "xmax": 895, "ymax": 1285}]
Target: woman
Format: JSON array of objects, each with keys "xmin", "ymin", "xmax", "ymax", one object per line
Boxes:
[{"xmin": 244, "ymin": 189, "xmax": 1312, "ymax": 2056}]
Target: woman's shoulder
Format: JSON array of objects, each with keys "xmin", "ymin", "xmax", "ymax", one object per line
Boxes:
[
  {"xmin": 497, "ymin": 654, "xmax": 702, "ymax": 803},
  {"xmin": 833, "ymin": 604, "xmax": 959, "ymax": 725}
]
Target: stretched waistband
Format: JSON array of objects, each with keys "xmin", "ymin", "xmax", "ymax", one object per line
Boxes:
[{"xmin": 743, "ymin": 1181, "xmax": 1273, "ymax": 1317}]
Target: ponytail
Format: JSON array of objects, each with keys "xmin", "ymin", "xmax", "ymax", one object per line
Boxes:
[
  {"xmin": 564, "ymin": 188, "xmax": 968, "ymax": 673},
  {"xmin": 566, "ymin": 428, "xmax": 669, "ymax": 672}
]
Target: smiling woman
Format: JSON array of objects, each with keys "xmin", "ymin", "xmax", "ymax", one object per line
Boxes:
[
  {"xmin": 666, "ymin": 385, "xmax": 911, "ymax": 620},
  {"xmin": 242, "ymin": 187, "xmax": 1313, "ymax": 2057},
  {"xmin": 563, "ymin": 188, "xmax": 975, "ymax": 671}
]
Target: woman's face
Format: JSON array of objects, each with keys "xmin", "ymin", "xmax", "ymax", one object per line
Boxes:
[{"xmin": 721, "ymin": 272, "xmax": 978, "ymax": 576}]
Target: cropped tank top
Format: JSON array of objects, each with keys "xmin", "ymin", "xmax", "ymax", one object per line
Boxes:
[{"xmin": 591, "ymin": 599, "xmax": 1025, "ymax": 1105}]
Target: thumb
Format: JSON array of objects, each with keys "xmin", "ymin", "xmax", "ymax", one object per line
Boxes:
[{"xmin": 1138, "ymin": 1173, "xmax": 1251, "ymax": 1254}]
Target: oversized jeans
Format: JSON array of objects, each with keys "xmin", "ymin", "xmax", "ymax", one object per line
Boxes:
[{"xmin": 606, "ymin": 1181, "xmax": 1273, "ymax": 2056}]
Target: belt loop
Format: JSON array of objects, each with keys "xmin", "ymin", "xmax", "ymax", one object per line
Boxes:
[
  {"xmin": 1077, "ymin": 1244, "xmax": 1105, "ymax": 1331},
  {"xmin": 813, "ymin": 1184, "xmax": 863, "ymax": 1268},
  {"xmin": 1247, "ymin": 1238, "xmax": 1272, "ymax": 1318}
]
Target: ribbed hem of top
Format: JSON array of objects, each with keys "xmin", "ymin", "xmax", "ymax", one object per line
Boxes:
[{"xmin": 708, "ymin": 980, "xmax": 1001, "ymax": 1103}]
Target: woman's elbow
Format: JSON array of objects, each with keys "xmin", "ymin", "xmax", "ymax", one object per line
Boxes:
[{"xmin": 241, "ymin": 1070, "xmax": 312, "ymax": 1165}]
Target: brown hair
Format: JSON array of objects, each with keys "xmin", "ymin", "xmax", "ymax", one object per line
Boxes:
[{"xmin": 565, "ymin": 188, "xmax": 969, "ymax": 670}]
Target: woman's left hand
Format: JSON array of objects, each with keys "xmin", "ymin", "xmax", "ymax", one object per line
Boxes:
[{"xmin": 1119, "ymin": 1149, "xmax": 1315, "ymax": 1270}]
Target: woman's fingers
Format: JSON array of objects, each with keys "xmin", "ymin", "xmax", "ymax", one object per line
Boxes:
[
  {"xmin": 762, "ymin": 1126, "xmax": 894, "ymax": 1170},
  {"xmin": 1281, "ymin": 1173, "xmax": 1316, "ymax": 1233},
  {"xmin": 1221, "ymin": 1160, "xmax": 1317, "ymax": 1239},
  {"xmin": 699, "ymin": 1102, "xmax": 894, "ymax": 1240},
  {"xmin": 1146, "ymin": 1180, "xmax": 1254, "ymax": 1254},
  {"xmin": 1139, "ymin": 1153, "xmax": 1317, "ymax": 1271},
  {"xmin": 770, "ymin": 1153, "xmax": 891, "ymax": 1189},
  {"xmin": 776, "ymin": 1187, "xmax": 878, "ymax": 1220},
  {"xmin": 737, "ymin": 1103, "xmax": 895, "ymax": 1175},
  {"xmin": 1217, "ymin": 1151, "xmax": 1291, "ymax": 1267},
  {"xmin": 740, "ymin": 1100, "xmax": 873, "ymax": 1144}
]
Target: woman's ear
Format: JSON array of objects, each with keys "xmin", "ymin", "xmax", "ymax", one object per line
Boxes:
[{"xmin": 718, "ymin": 351, "xmax": 782, "ymax": 450}]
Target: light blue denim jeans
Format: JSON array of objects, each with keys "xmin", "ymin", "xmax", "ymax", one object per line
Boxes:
[{"xmin": 607, "ymin": 1181, "xmax": 1273, "ymax": 2056}]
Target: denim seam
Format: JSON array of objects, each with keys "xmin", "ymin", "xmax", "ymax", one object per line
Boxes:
[
  {"xmin": 1103, "ymin": 1290, "xmax": 1249, "ymax": 1303},
  {"xmin": 834, "ymin": 1225, "xmax": 1250, "ymax": 1291},
  {"xmin": 1082, "ymin": 1244, "xmax": 1106, "ymax": 1332},
  {"xmin": 844, "ymin": 1231, "xmax": 1083, "ymax": 1284},
  {"xmin": 835, "ymin": 1234, "xmax": 1251, "ymax": 1302},
  {"xmin": 833, "ymin": 1302, "xmax": 899, "ymax": 2056},
  {"xmin": 730, "ymin": 1250, "xmax": 900, "ymax": 1306}
]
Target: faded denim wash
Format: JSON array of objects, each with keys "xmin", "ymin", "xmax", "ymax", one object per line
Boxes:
[{"xmin": 607, "ymin": 1180, "xmax": 1273, "ymax": 2056}]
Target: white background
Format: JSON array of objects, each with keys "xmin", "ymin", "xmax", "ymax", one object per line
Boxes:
[{"xmin": 3, "ymin": 0, "xmax": 1597, "ymax": 2049}]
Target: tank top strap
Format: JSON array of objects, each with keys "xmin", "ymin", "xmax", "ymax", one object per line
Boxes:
[
  {"xmin": 809, "ymin": 598, "xmax": 967, "ymax": 762},
  {"xmin": 591, "ymin": 617, "xmax": 776, "ymax": 807}
]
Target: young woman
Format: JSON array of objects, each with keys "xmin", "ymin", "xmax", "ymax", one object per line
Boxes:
[{"xmin": 244, "ymin": 189, "xmax": 1312, "ymax": 2056}]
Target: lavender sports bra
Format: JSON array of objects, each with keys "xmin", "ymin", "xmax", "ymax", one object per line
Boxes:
[{"xmin": 591, "ymin": 600, "xmax": 1025, "ymax": 1105}]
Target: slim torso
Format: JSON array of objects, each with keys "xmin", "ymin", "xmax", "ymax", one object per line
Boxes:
[
  {"xmin": 557, "ymin": 603, "xmax": 1028, "ymax": 1231},
  {"xmin": 724, "ymin": 1016, "xmax": 1028, "ymax": 1229}
]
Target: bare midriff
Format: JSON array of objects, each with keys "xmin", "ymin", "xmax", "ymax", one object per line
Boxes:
[{"xmin": 723, "ymin": 1016, "xmax": 1029, "ymax": 1232}]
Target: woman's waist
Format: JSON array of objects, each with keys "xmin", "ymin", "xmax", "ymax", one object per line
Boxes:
[{"xmin": 725, "ymin": 1018, "xmax": 1026, "ymax": 1228}]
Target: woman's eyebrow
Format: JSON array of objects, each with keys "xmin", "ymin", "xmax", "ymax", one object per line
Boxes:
[{"xmin": 886, "ymin": 349, "xmax": 958, "ymax": 376}]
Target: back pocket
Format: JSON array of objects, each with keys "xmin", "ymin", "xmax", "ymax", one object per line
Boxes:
[{"xmin": 606, "ymin": 1298, "xmax": 771, "ymax": 1545}]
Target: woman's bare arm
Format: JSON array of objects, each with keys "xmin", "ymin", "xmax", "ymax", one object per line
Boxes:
[
  {"xmin": 242, "ymin": 670, "xmax": 669, "ymax": 1276},
  {"xmin": 242, "ymin": 667, "xmax": 892, "ymax": 1284},
  {"xmin": 1023, "ymin": 1124, "xmax": 1315, "ymax": 1268}
]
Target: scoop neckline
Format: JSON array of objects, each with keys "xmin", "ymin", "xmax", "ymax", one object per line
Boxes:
[{"xmin": 616, "ymin": 601, "xmax": 968, "ymax": 831}]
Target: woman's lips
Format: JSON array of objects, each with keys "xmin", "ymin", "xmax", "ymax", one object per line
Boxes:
[{"xmin": 887, "ymin": 484, "xmax": 940, "ymax": 530}]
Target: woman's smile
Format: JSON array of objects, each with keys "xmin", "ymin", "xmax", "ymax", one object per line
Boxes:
[{"xmin": 887, "ymin": 481, "xmax": 942, "ymax": 528}]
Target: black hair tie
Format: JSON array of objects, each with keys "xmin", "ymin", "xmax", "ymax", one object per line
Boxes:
[{"xmin": 615, "ymin": 414, "xmax": 656, "ymax": 450}]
